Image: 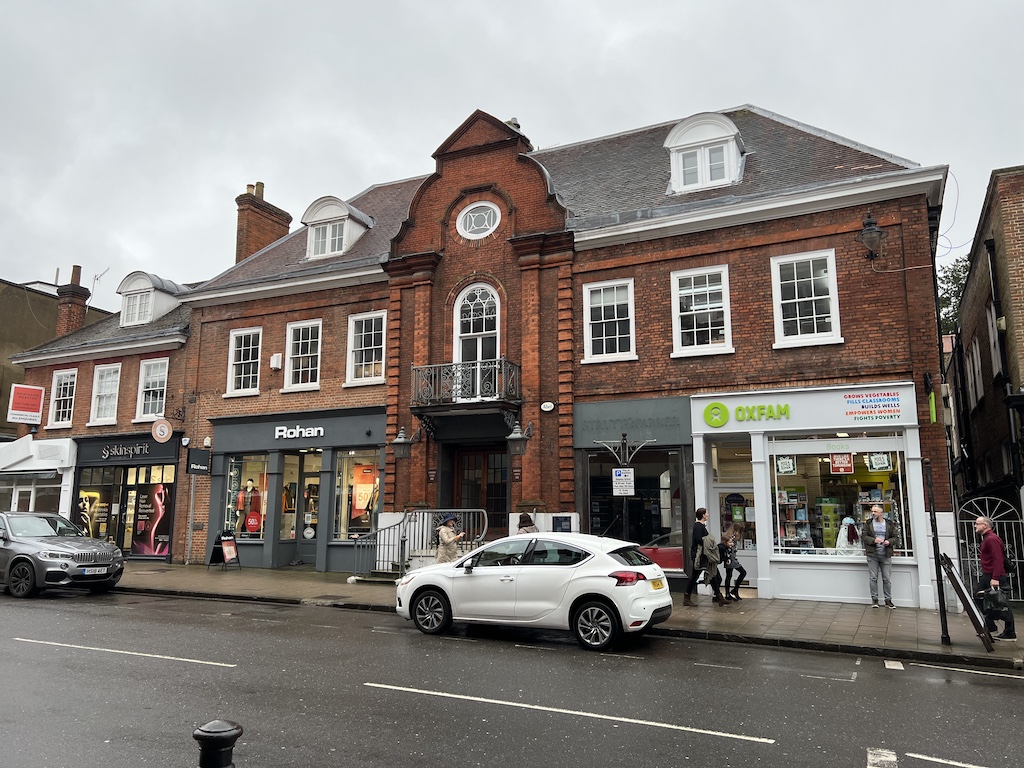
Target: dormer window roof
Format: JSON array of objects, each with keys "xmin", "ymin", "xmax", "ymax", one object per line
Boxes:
[
  {"xmin": 116, "ymin": 272, "xmax": 186, "ymax": 328},
  {"xmin": 664, "ymin": 113, "xmax": 745, "ymax": 194},
  {"xmin": 301, "ymin": 196, "xmax": 373, "ymax": 261}
]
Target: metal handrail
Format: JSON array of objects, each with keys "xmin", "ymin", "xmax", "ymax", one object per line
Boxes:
[
  {"xmin": 350, "ymin": 509, "xmax": 489, "ymax": 579},
  {"xmin": 411, "ymin": 358, "xmax": 522, "ymax": 406}
]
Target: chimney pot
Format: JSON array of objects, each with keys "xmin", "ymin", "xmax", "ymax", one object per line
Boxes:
[
  {"xmin": 234, "ymin": 185, "xmax": 291, "ymax": 264},
  {"xmin": 55, "ymin": 264, "xmax": 91, "ymax": 337},
  {"xmin": 246, "ymin": 184, "xmax": 255, "ymax": 195},
  {"xmin": 71, "ymin": 264, "xmax": 82, "ymax": 286},
  {"xmin": 255, "ymin": 182, "xmax": 264, "ymax": 199}
]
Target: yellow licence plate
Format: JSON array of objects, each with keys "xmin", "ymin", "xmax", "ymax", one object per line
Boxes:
[{"xmin": 651, "ymin": 579, "xmax": 664, "ymax": 590}]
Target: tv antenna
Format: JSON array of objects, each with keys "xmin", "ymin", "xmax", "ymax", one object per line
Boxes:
[{"xmin": 92, "ymin": 267, "xmax": 109, "ymax": 296}]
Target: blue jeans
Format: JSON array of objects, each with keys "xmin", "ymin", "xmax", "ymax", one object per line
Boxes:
[{"xmin": 867, "ymin": 556, "xmax": 892, "ymax": 602}]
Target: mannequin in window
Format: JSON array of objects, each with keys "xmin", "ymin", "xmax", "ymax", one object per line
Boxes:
[{"xmin": 236, "ymin": 478, "xmax": 261, "ymax": 532}]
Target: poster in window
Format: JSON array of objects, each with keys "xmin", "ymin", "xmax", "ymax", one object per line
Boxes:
[
  {"xmin": 829, "ymin": 453, "xmax": 854, "ymax": 474},
  {"xmin": 868, "ymin": 452, "xmax": 893, "ymax": 471},
  {"xmin": 775, "ymin": 455, "xmax": 797, "ymax": 475},
  {"xmin": 352, "ymin": 464, "xmax": 379, "ymax": 518},
  {"xmin": 131, "ymin": 483, "xmax": 172, "ymax": 556}
]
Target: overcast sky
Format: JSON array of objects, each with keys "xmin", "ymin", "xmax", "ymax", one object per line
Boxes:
[{"xmin": 2, "ymin": 1, "xmax": 1021, "ymax": 312}]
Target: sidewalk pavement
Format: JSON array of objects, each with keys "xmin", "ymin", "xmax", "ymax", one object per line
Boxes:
[{"xmin": 117, "ymin": 561, "xmax": 1023, "ymax": 670}]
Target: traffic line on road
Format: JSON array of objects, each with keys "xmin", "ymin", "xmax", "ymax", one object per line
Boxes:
[
  {"xmin": 694, "ymin": 662, "xmax": 743, "ymax": 670},
  {"xmin": 364, "ymin": 682, "xmax": 775, "ymax": 744},
  {"xmin": 867, "ymin": 748, "xmax": 898, "ymax": 766},
  {"xmin": 909, "ymin": 662, "xmax": 1024, "ymax": 680},
  {"xmin": 514, "ymin": 644, "xmax": 558, "ymax": 651},
  {"xmin": 884, "ymin": 660, "xmax": 905, "ymax": 670},
  {"xmin": 14, "ymin": 638, "xmax": 236, "ymax": 667},
  {"xmin": 905, "ymin": 752, "xmax": 989, "ymax": 767},
  {"xmin": 801, "ymin": 673, "xmax": 857, "ymax": 682}
]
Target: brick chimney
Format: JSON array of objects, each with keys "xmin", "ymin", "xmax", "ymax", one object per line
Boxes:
[
  {"xmin": 234, "ymin": 181, "xmax": 292, "ymax": 264},
  {"xmin": 55, "ymin": 265, "xmax": 91, "ymax": 337}
]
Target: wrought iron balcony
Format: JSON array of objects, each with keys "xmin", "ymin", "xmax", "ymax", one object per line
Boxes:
[{"xmin": 411, "ymin": 358, "xmax": 522, "ymax": 408}]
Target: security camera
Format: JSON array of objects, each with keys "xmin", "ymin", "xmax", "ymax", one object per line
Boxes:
[{"xmin": 181, "ymin": 437, "xmax": 190, "ymax": 447}]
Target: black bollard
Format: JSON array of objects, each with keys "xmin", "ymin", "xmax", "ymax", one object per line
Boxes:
[{"xmin": 193, "ymin": 720, "xmax": 244, "ymax": 768}]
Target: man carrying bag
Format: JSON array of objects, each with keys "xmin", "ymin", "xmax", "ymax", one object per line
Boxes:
[{"xmin": 973, "ymin": 516, "xmax": 1016, "ymax": 641}]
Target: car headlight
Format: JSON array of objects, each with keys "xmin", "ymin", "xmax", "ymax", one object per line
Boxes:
[
  {"xmin": 39, "ymin": 551, "xmax": 76, "ymax": 561},
  {"xmin": 398, "ymin": 573, "xmax": 418, "ymax": 586},
  {"xmin": 113, "ymin": 548, "xmax": 124, "ymax": 559}
]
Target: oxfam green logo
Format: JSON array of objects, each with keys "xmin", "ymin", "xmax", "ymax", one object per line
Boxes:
[{"xmin": 703, "ymin": 402, "xmax": 730, "ymax": 428}]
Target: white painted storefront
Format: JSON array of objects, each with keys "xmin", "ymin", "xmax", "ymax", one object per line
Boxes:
[{"xmin": 690, "ymin": 382, "xmax": 956, "ymax": 609}]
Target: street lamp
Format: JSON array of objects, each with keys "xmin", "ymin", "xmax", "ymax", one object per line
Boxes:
[
  {"xmin": 855, "ymin": 212, "xmax": 888, "ymax": 261},
  {"xmin": 507, "ymin": 421, "xmax": 532, "ymax": 456},
  {"xmin": 389, "ymin": 426, "xmax": 420, "ymax": 459}
]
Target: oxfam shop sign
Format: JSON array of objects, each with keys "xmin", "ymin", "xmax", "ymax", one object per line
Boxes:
[
  {"xmin": 703, "ymin": 401, "xmax": 790, "ymax": 428},
  {"xmin": 696, "ymin": 384, "xmax": 915, "ymax": 432}
]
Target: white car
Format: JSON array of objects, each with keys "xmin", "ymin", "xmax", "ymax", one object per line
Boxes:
[{"xmin": 395, "ymin": 532, "xmax": 673, "ymax": 651}]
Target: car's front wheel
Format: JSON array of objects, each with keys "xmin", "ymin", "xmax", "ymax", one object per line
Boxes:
[
  {"xmin": 8, "ymin": 561, "xmax": 39, "ymax": 599},
  {"xmin": 411, "ymin": 589, "xmax": 453, "ymax": 635},
  {"xmin": 572, "ymin": 600, "xmax": 621, "ymax": 651}
]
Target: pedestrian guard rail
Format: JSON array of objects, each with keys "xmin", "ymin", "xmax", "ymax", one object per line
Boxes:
[{"xmin": 350, "ymin": 508, "xmax": 488, "ymax": 579}]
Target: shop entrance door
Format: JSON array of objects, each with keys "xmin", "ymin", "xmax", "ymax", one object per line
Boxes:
[
  {"xmin": 14, "ymin": 488, "xmax": 31, "ymax": 511},
  {"xmin": 292, "ymin": 452, "xmax": 322, "ymax": 564},
  {"xmin": 455, "ymin": 449, "xmax": 508, "ymax": 536}
]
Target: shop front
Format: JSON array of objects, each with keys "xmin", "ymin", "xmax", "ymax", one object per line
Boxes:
[
  {"xmin": 691, "ymin": 382, "xmax": 945, "ymax": 608},
  {"xmin": 207, "ymin": 408, "xmax": 385, "ymax": 572},
  {"xmin": 574, "ymin": 397, "xmax": 694, "ymax": 549},
  {"xmin": 0, "ymin": 435, "xmax": 77, "ymax": 517},
  {"xmin": 74, "ymin": 434, "xmax": 181, "ymax": 558}
]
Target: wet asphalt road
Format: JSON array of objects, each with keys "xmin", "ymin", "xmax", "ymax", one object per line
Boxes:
[{"xmin": 3, "ymin": 590, "xmax": 1023, "ymax": 768}]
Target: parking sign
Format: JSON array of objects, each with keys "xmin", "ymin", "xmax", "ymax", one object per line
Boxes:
[{"xmin": 612, "ymin": 467, "xmax": 635, "ymax": 496}]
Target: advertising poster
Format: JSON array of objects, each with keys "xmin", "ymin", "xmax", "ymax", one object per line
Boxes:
[
  {"xmin": 77, "ymin": 488, "xmax": 112, "ymax": 540},
  {"xmin": 352, "ymin": 464, "xmax": 379, "ymax": 518},
  {"xmin": 131, "ymin": 483, "xmax": 172, "ymax": 555}
]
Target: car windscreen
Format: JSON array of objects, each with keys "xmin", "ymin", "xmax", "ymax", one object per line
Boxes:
[
  {"xmin": 609, "ymin": 546, "xmax": 655, "ymax": 567},
  {"xmin": 9, "ymin": 515, "xmax": 84, "ymax": 538}
]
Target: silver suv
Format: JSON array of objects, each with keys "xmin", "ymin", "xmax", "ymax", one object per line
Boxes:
[{"xmin": 0, "ymin": 511, "xmax": 125, "ymax": 598}]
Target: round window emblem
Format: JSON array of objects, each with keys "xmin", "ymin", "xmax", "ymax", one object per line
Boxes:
[
  {"xmin": 703, "ymin": 402, "xmax": 730, "ymax": 428},
  {"xmin": 456, "ymin": 201, "xmax": 500, "ymax": 240}
]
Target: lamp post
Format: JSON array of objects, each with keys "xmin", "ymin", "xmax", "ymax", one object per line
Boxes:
[
  {"xmin": 855, "ymin": 212, "xmax": 888, "ymax": 260},
  {"xmin": 389, "ymin": 426, "xmax": 420, "ymax": 460},
  {"xmin": 922, "ymin": 457, "xmax": 952, "ymax": 646},
  {"xmin": 507, "ymin": 421, "xmax": 532, "ymax": 456}
]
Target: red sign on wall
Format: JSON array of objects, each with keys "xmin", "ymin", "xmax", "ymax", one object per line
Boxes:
[
  {"xmin": 7, "ymin": 384, "xmax": 45, "ymax": 424},
  {"xmin": 829, "ymin": 453, "xmax": 854, "ymax": 474}
]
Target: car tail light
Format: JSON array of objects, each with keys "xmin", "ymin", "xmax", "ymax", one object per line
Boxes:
[{"xmin": 608, "ymin": 570, "xmax": 647, "ymax": 586}]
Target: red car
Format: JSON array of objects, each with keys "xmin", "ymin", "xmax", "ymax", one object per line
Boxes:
[{"xmin": 639, "ymin": 531, "xmax": 685, "ymax": 572}]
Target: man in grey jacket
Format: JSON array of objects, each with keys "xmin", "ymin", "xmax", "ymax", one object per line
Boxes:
[{"xmin": 861, "ymin": 504, "xmax": 901, "ymax": 608}]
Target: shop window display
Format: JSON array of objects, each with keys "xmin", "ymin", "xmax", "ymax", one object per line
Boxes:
[
  {"xmin": 226, "ymin": 455, "xmax": 268, "ymax": 538},
  {"xmin": 334, "ymin": 450, "xmax": 381, "ymax": 540},
  {"xmin": 770, "ymin": 449, "xmax": 911, "ymax": 557}
]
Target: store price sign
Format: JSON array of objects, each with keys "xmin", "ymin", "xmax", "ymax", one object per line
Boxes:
[{"xmin": 612, "ymin": 467, "xmax": 635, "ymax": 496}]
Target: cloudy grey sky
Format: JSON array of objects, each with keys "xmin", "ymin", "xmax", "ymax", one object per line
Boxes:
[{"xmin": 2, "ymin": 1, "xmax": 1021, "ymax": 311}]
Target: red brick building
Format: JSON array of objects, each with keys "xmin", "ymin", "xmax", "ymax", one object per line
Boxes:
[{"xmin": 11, "ymin": 106, "xmax": 952, "ymax": 607}]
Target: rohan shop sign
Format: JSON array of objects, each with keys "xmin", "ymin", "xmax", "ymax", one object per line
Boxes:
[
  {"xmin": 692, "ymin": 382, "xmax": 917, "ymax": 433},
  {"xmin": 274, "ymin": 425, "xmax": 326, "ymax": 439}
]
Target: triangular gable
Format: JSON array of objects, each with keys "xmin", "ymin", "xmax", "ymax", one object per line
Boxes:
[{"xmin": 433, "ymin": 109, "xmax": 525, "ymax": 158}]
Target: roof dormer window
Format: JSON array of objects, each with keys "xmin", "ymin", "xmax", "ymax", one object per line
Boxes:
[
  {"xmin": 665, "ymin": 113, "xmax": 744, "ymax": 194},
  {"xmin": 121, "ymin": 289, "xmax": 153, "ymax": 326},
  {"xmin": 302, "ymin": 196, "xmax": 373, "ymax": 261}
]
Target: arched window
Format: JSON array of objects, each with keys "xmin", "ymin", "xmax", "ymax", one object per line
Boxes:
[{"xmin": 454, "ymin": 284, "xmax": 500, "ymax": 400}]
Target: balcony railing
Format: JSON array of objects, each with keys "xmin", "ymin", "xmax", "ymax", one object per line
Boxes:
[{"xmin": 411, "ymin": 358, "xmax": 522, "ymax": 407}]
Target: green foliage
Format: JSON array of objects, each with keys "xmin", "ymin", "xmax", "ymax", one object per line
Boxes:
[{"xmin": 937, "ymin": 253, "xmax": 970, "ymax": 335}]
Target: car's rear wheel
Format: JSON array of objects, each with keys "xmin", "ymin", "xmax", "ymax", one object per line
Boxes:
[
  {"xmin": 411, "ymin": 589, "xmax": 452, "ymax": 635},
  {"xmin": 8, "ymin": 561, "xmax": 39, "ymax": 599},
  {"xmin": 572, "ymin": 600, "xmax": 621, "ymax": 651}
]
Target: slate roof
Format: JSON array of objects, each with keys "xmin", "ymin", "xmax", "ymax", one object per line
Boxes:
[
  {"xmin": 10, "ymin": 304, "xmax": 190, "ymax": 361},
  {"xmin": 184, "ymin": 105, "xmax": 930, "ymax": 296}
]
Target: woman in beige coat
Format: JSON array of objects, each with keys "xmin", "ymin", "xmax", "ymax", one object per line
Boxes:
[{"xmin": 436, "ymin": 514, "xmax": 465, "ymax": 563}]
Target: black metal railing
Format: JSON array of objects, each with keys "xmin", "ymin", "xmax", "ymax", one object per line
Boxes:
[{"xmin": 411, "ymin": 358, "xmax": 521, "ymax": 406}]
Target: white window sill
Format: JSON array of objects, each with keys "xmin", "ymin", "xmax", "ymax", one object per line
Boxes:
[
  {"xmin": 580, "ymin": 354, "xmax": 639, "ymax": 365},
  {"xmin": 280, "ymin": 384, "xmax": 321, "ymax": 394},
  {"xmin": 223, "ymin": 390, "xmax": 260, "ymax": 399},
  {"xmin": 132, "ymin": 416, "xmax": 160, "ymax": 424},
  {"xmin": 671, "ymin": 346, "xmax": 736, "ymax": 359},
  {"xmin": 343, "ymin": 378, "xmax": 386, "ymax": 388},
  {"xmin": 44, "ymin": 423, "xmax": 72, "ymax": 430},
  {"xmin": 86, "ymin": 419, "xmax": 117, "ymax": 428},
  {"xmin": 772, "ymin": 335, "xmax": 844, "ymax": 350}
]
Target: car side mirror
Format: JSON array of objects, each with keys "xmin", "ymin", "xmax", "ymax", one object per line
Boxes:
[{"xmin": 464, "ymin": 554, "xmax": 479, "ymax": 574}]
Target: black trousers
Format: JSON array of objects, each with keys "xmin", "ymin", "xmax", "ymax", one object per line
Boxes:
[
  {"xmin": 724, "ymin": 565, "xmax": 747, "ymax": 592},
  {"xmin": 685, "ymin": 566, "xmax": 722, "ymax": 597}
]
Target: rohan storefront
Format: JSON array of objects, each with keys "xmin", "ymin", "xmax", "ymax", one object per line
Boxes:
[
  {"xmin": 207, "ymin": 408, "xmax": 385, "ymax": 572},
  {"xmin": 691, "ymin": 382, "xmax": 947, "ymax": 609}
]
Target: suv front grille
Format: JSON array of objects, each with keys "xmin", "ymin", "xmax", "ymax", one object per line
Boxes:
[{"xmin": 73, "ymin": 551, "xmax": 114, "ymax": 564}]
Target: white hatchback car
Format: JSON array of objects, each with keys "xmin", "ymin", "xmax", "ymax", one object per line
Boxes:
[{"xmin": 395, "ymin": 532, "xmax": 673, "ymax": 650}]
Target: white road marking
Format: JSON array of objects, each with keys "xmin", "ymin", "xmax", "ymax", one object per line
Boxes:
[
  {"xmin": 884, "ymin": 660, "xmax": 905, "ymax": 670},
  {"xmin": 909, "ymin": 662, "xmax": 1024, "ymax": 680},
  {"xmin": 436, "ymin": 635, "xmax": 477, "ymax": 643},
  {"xmin": 694, "ymin": 662, "xmax": 743, "ymax": 670},
  {"xmin": 602, "ymin": 652, "xmax": 644, "ymax": 660},
  {"xmin": 312, "ymin": 624, "xmax": 339, "ymax": 629},
  {"xmin": 867, "ymin": 747, "xmax": 899, "ymax": 766},
  {"xmin": 856, "ymin": 657, "xmax": 862, "ymax": 665},
  {"xmin": 364, "ymin": 682, "xmax": 775, "ymax": 743},
  {"xmin": 14, "ymin": 638, "xmax": 236, "ymax": 667},
  {"xmin": 250, "ymin": 618, "xmax": 282, "ymax": 623},
  {"xmin": 801, "ymin": 673, "xmax": 857, "ymax": 682},
  {"xmin": 905, "ymin": 752, "xmax": 989, "ymax": 767},
  {"xmin": 371, "ymin": 630, "xmax": 408, "ymax": 636},
  {"xmin": 514, "ymin": 644, "xmax": 558, "ymax": 651}
]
